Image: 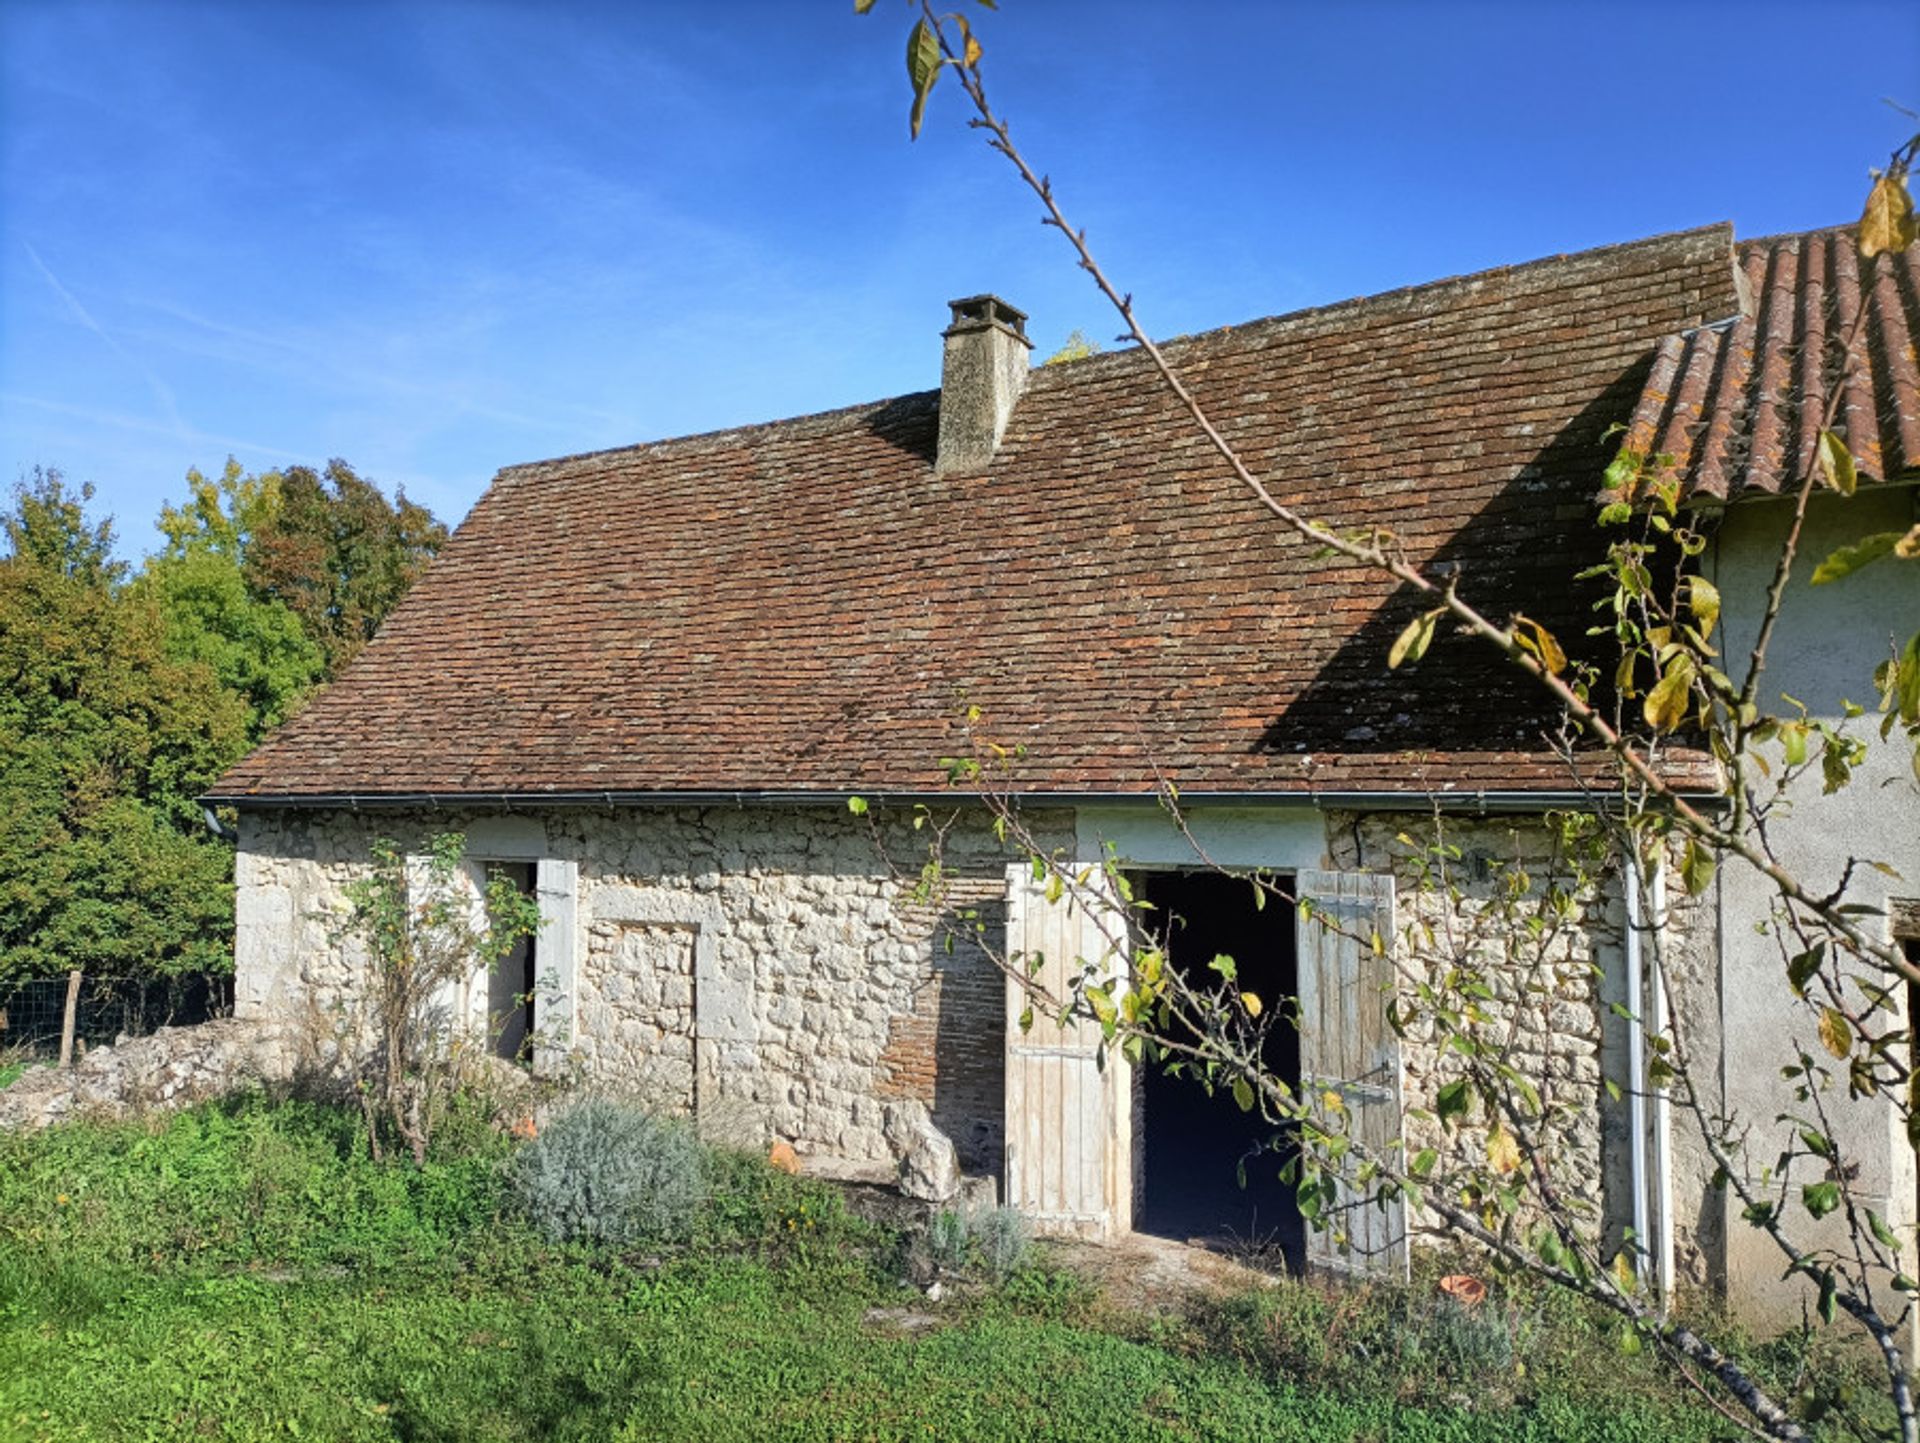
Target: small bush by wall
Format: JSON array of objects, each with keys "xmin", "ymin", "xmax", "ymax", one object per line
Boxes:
[{"xmin": 507, "ymin": 1097, "xmax": 706, "ymax": 1246}]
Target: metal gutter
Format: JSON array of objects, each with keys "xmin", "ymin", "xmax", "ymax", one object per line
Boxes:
[{"xmin": 202, "ymin": 786, "xmax": 1726, "ymax": 814}]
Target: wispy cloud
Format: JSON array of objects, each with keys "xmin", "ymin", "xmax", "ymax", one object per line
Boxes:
[
  {"xmin": 22, "ymin": 240, "xmax": 192, "ymax": 446},
  {"xmin": 0, "ymin": 391, "xmax": 308, "ymax": 465}
]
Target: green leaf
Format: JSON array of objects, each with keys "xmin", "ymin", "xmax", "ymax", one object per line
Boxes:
[
  {"xmin": 1231, "ymin": 1077, "xmax": 1255, "ymax": 1113},
  {"xmin": 1601, "ymin": 447, "xmax": 1645, "ymax": 500},
  {"xmin": 1207, "ymin": 953, "xmax": 1238, "ymax": 983},
  {"xmin": 846, "ymin": 795, "xmax": 868, "ymax": 816},
  {"xmin": 1811, "ymin": 532, "xmax": 1902, "ymax": 585},
  {"xmin": 1436, "ymin": 1077, "xmax": 1471, "ymax": 1126},
  {"xmin": 1680, "ymin": 839, "xmax": 1715, "ymax": 896},
  {"xmin": 1409, "ymin": 1148, "xmax": 1438, "ymax": 1178},
  {"xmin": 1869, "ymin": 1209, "xmax": 1902, "ymax": 1253},
  {"xmin": 1388, "ymin": 607, "xmax": 1442, "ymax": 669},
  {"xmin": 1786, "ymin": 945, "xmax": 1825, "ymax": 997},
  {"xmin": 1816, "ymin": 429, "xmax": 1858, "ymax": 496},
  {"xmin": 1781, "ymin": 721, "xmax": 1809, "ymax": 768},
  {"xmin": 1803, "ymin": 1180, "xmax": 1842, "ymax": 1220},
  {"xmin": 906, "ymin": 17, "xmax": 942, "ymax": 140},
  {"xmin": 853, "ymin": 0, "xmax": 878, "ymax": 11}
]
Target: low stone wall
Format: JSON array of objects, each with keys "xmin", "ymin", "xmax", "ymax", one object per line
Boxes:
[{"xmin": 0, "ymin": 1019, "xmax": 295, "ymax": 1131}]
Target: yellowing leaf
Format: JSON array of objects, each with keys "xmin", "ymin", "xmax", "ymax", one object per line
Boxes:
[
  {"xmin": 1487, "ymin": 1126, "xmax": 1521, "ymax": 1175},
  {"xmin": 906, "ymin": 18, "xmax": 942, "ymax": 140},
  {"xmin": 1232, "ymin": 1077, "xmax": 1255, "ymax": 1112},
  {"xmin": 1643, "ymin": 653, "xmax": 1696, "ymax": 732},
  {"xmin": 1388, "ymin": 607, "xmax": 1442, "ymax": 669},
  {"xmin": 1896, "ymin": 524, "xmax": 1920, "ymax": 561},
  {"xmin": 1816, "ymin": 429, "xmax": 1858, "ymax": 496},
  {"xmin": 1240, "ymin": 991, "xmax": 1263, "ymax": 1018},
  {"xmin": 1819, "ymin": 1006, "xmax": 1853, "ymax": 1061},
  {"xmin": 853, "ymin": 0, "xmax": 878, "ymax": 11},
  {"xmin": 1513, "ymin": 616, "xmax": 1567, "ymax": 675},
  {"xmin": 963, "ymin": 31, "xmax": 982, "ymax": 67},
  {"xmin": 1688, "ymin": 575, "xmax": 1720, "ymax": 636},
  {"xmin": 1860, "ymin": 169, "xmax": 1919, "ymax": 258},
  {"xmin": 1614, "ymin": 652, "xmax": 1638, "ymax": 700}
]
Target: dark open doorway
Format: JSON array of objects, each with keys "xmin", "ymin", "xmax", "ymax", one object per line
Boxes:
[
  {"xmin": 1136, "ymin": 870, "xmax": 1302, "ymax": 1268},
  {"xmin": 487, "ymin": 863, "xmax": 537, "ymax": 1063}
]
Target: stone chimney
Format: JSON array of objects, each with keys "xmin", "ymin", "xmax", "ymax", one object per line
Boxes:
[{"xmin": 936, "ymin": 295, "xmax": 1031, "ymax": 474}]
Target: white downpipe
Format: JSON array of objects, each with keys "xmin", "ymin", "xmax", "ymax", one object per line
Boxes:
[
  {"xmin": 1625, "ymin": 852, "xmax": 1651, "ymax": 1283},
  {"xmin": 1650, "ymin": 864, "xmax": 1676, "ymax": 1309}
]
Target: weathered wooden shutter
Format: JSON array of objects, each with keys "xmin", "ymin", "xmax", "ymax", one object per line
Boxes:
[
  {"xmin": 1003, "ymin": 863, "xmax": 1132, "ymax": 1238},
  {"xmin": 1295, "ymin": 868, "xmax": 1408, "ymax": 1279},
  {"xmin": 532, "ymin": 858, "xmax": 579, "ymax": 1074},
  {"xmin": 404, "ymin": 854, "xmax": 488, "ymax": 1045}
]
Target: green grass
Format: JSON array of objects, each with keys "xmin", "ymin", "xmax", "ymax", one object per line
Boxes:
[{"xmin": 0, "ymin": 1097, "xmax": 1768, "ymax": 1442}]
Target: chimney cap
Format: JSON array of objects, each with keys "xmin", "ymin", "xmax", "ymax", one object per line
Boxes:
[{"xmin": 945, "ymin": 294, "xmax": 1029, "ymax": 340}]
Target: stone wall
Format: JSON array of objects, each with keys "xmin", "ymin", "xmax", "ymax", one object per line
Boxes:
[
  {"xmin": 1326, "ymin": 811, "xmax": 1628, "ymax": 1246},
  {"xmin": 0, "ymin": 1019, "xmax": 294, "ymax": 1131},
  {"xmin": 234, "ymin": 804, "xmax": 1042, "ymax": 1180}
]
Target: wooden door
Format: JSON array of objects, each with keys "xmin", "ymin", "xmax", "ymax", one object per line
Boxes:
[
  {"xmin": 1295, "ymin": 868, "xmax": 1408, "ymax": 1278},
  {"xmin": 1003, "ymin": 862, "xmax": 1132, "ymax": 1238}
]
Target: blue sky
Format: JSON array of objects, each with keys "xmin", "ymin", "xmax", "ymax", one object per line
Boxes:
[{"xmin": 4, "ymin": 1, "xmax": 1916, "ymax": 557}]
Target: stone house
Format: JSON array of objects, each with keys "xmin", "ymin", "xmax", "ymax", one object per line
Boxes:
[{"xmin": 208, "ymin": 224, "xmax": 1920, "ymax": 1306}]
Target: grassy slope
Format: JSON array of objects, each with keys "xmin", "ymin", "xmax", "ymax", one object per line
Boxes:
[{"xmin": 0, "ymin": 1099, "xmax": 1730, "ymax": 1443}]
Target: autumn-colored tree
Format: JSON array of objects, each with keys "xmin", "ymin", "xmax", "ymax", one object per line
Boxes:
[{"xmin": 243, "ymin": 458, "xmax": 446, "ymax": 677}]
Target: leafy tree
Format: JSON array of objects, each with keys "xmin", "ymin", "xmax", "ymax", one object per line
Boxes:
[
  {"xmin": 138, "ymin": 461, "xmax": 325, "ymax": 743},
  {"xmin": 243, "ymin": 458, "xmax": 446, "ymax": 677},
  {"xmin": 0, "ymin": 472, "xmax": 243, "ymax": 984},
  {"xmin": 335, "ymin": 833, "xmax": 539, "ymax": 1165}
]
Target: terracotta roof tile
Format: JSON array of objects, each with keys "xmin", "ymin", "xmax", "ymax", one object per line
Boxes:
[
  {"xmin": 1623, "ymin": 228, "xmax": 1920, "ymax": 502},
  {"xmin": 210, "ymin": 226, "xmax": 1738, "ymax": 803}
]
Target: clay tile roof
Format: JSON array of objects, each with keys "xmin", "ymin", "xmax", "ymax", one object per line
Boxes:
[
  {"xmin": 1622, "ymin": 228, "xmax": 1920, "ymax": 503},
  {"xmin": 209, "ymin": 225, "xmax": 1737, "ymax": 805}
]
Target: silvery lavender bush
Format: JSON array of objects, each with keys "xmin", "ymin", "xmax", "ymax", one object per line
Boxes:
[{"xmin": 508, "ymin": 1098, "xmax": 706, "ymax": 1246}]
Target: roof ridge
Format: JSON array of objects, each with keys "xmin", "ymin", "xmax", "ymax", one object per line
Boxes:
[
  {"xmin": 1737, "ymin": 222, "xmax": 1857, "ymax": 252},
  {"xmin": 497, "ymin": 388, "xmax": 939, "ymax": 480},
  {"xmin": 502, "ymin": 223, "xmax": 1739, "ymax": 477}
]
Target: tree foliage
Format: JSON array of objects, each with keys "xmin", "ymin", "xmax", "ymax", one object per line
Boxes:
[
  {"xmin": 0, "ymin": 458, "xmax": 446, "ymax": 988},
  {"xmin": 138, "ymin": 460, "xmax": 326, "ymax": 744},
  {"xmin": 243, "ymin": 458, "xmax": 446, "ymax": 677},
  {"xmin": 0, "ymin": 471, "xmax": 243, "ymax": 982}
]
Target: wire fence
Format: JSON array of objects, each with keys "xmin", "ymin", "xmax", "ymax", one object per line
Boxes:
[{"xmin": 0, "ymin": 972, "xmax": 233, "ymax": 1059}]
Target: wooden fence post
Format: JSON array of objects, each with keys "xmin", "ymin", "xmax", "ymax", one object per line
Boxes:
[{"xmin": 59, "ymin": 969, "xmax": 83, "ymax": 1069}]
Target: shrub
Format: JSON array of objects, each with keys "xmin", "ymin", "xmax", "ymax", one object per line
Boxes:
[
  {"xmin": 1399, "ymin": 1293, "xmax": 1518, "ymax": 1380},
  {"xmin": 924, "ymin": 1203, "xmax": 1031, "ymax": 1282},
  {"xmin": 928, "ymin": 1208, "xmax": 970, "ymax": 1272},
  {"xmin": 970, "ymin": 1205, "xmax": 1031, "ymax": 1282},
  {"xmin": 508, "ymin": 1098, "xmax": 706, "ymax": 1246}
]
